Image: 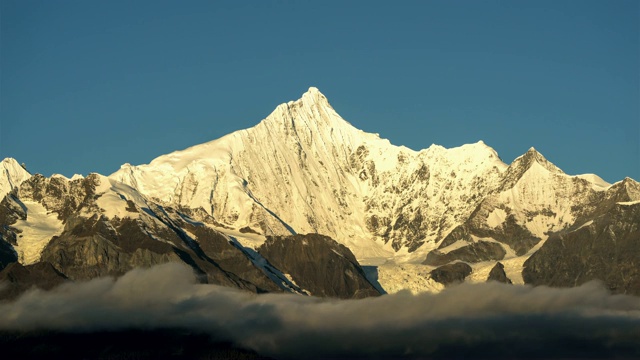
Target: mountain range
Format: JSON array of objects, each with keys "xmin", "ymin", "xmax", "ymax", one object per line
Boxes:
[{"xmin": 1, "ymin": 87, "xmax": 639, "ymax": 298}]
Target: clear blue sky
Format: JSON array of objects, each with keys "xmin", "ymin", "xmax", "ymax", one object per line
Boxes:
[{"xmin": 1, "ymin": 0, "xmax": 638, "ymax": 182}]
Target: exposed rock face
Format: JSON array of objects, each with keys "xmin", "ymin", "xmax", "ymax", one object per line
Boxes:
[
  {"xmin": 430, "ymin": 262, "xmax": 473, "ymax": 286},
  {"xmin": 174, "ymin": 218, "xmax": 282, "ymax": 293},
  {"xmin": 487, "ymin": 262, "xmax": 512, "ymax": 284},
  {"xmin": 0, "ymin": 262, "xmax": 68, "ymax": 300},
  {"xmin": 0, "ymin": 194, "xmax": 27, "ymax": 248},
  {"xmin": 0, "ymin": 171, "xmax": 383, "ymax": 298},
  {"xmin": 258, "ymin": 234, "xmax": 381, "ymax": 299},
  {"xmin": 523, "ymin": 202, "xmax": 640, "ymax": 295},
  {"xmin": 0, "ymin": 175, "xmax": 270, "ymax": 294},
  {"xmin": 40, "ymin": 215, "xmax": 181, "ymax": 281},
  {"xmin": 423, "ymin": 241, "xmax": 506, "ymax": 266}
]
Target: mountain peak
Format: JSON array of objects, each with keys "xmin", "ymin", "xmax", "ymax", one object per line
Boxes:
[
  {"xmin": 306, "ymin": 86, "xmax": 322, "ymax": 95},
  {"xmin": 608, "ymin": 177, "xmax": 640, "ymax": 202},
  {"xmin": 262, "ymin": 86, "xmax": 356, "ymax": 135},
  {"xmin": 1, "ymin": 157, "xmax": 29, "ymax": 176},
  {"xmin": 272, "ymin": 87, "xmax": 334, "ymax": 117},
  {"xmin": 297, "ymin": 86, "xmax": 330, "ymax": 107},
  {"xmin": 2, "ymin": 157, "xmax": 22, "ymax": 167},
  {"xmin": 515, "ymin": 147, "xmax": 556, "ymax": 168},
  {"xmin": 500, "ymin": 147, "xmax": 564, "ymax": 189},
  {"xmin": 1, "ymin": 157, "xmax": 32, "ymax": 199}
]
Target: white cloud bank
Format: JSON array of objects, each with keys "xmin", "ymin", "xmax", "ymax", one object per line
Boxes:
[{"xmin": 1, "ymin": 263, "xmax": 639, "ymax": 359}]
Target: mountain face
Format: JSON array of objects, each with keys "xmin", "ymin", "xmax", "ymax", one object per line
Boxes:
[
  {"xmin": 258, "ymin": 234, "xmax": 381, "ymax": 299},
  {"xmin": 1, "ymin": 87, "xmax": 638, "ymax": 297},
  {"xmin": 523, "ymin": 200, "xmax": 640, "ymax": 295},
  {"xmin": 0, "ymin": 172, "xmax": 379, "ymax": 299},
  {"xmin": 110, "ymin": 88, "xmax": 508, "ymax": 262}
]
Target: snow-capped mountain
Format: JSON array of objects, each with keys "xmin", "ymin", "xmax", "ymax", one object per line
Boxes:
[
  {"xmin": 1, "ymin": 87, "xmax": 639, "ymax": 296},
  {"xmin": 110, "ymin": 88, "xmax": 511, "ymax": 262},
  {"xmin": 109, "ymin": 88, "xmax": 631, "ymax": 261}
]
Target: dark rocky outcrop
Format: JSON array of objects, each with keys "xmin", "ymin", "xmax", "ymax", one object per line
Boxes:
[
  {"xmin": 470, "ymin": 214, "xmax": 541, "ymax": 256},
  {"xmin": 16, "ymin": 174, "xmax": 101, "ymax": 221},
  {"xmin": 0, "ymin": 173, "xmax": 386, "ymax": 299},
  {"xmin": 523, "ymin": 202, "xmax": 640, "ymax": 295},
  {"xmin": 441, "ymin": 213, "xmax": 542, "ymax": 257},
  {"xmin": 0, "ymin": 193, "xmax": 27, "ymax": 247},
  {"xmin": 40, "ymin": 215, "xmax": 182, "ymax": 281},
  {"xmin": 430, "ymin": 262, "xmax": 472, "ymax": 286},
  {"xmin": 176, "ymin": 217, "xmax": 282, "ymax": 293},
  {"xmin": 0, "ymin": 173, "xmax": 288, "ymax": 296},
  {"xmin": 438, "ymin": 225, "xmax": 472, "ymax": 249},
  {"xmin": 39, "ymin": 214, "xmax": 273, "ymax": 293},
  {"xmin": 258, "ymin": 234, "xmax": 381, "ymax": 299},
  {"xmin": 487, "ymin": 262, "xmax": 512, "ymax": 284},
  {"xmin": 0, "ymin": 262, "xmax": 68, "ymax": 300},
  {"xmin": 423, "ymin": 240, "xmax": 506, "ymax": 266}
]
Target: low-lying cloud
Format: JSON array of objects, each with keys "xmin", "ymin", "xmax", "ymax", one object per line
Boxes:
[{"xmin": 1, "ymin": 263, "xmax": 639, "ymax": 359}]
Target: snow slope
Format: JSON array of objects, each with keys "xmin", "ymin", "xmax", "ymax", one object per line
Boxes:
[
  {"xmin": 12, "ymin": 200, "xmax": 64, "ymax": 265},
  {"xmin": 0, "ymin": 158, "xmax": 31, "ymax": 199}
]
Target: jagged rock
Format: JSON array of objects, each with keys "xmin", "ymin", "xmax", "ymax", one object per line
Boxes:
[
  {"xmin": 258, "ymin": 234, "xmax": 381, "ymax": 299},
  {"xmin": 487, "ymin": 262, "xmax": 512, "ymax": 284},
  {"xmin": 430, "ymin": 262, "xmax": 472, "ymax": 286},
  {"xmin": 175, "ymin": 217, "xmax": 282, "ymax": 293},
  {"xmin": 423, "ymin": 241, "xmax": 506, "ymax": 266},
  {"xmin": 2, "ymin": 171, "xmax": 387, "ymax": 298},
  {"xmin": 0, "ymin": 194, "xmax": 27, "ymax": 247},
  {"xmin": 0, "ymin": 262, "xmax": 68, "ymax": 300},
  {"xmin": 40, "ymin": 215, "xmax": 181, "ymax": 281},
  {"xmin": 1, "ymin": 174, "xmax": 284, "ymax": 294},
  {"xmin": 39, "ymin": 214, "xmax": 274, "ymax": 293},
  {"xmin": 523, "ymin": 202, "xmax": 640, "ymax": 295},
  {"xmin": 438, "ymin": 225, "xmax": 472, "ymax": 249}
]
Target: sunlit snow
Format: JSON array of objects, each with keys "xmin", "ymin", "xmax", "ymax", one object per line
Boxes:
[{"xmin": 13, "ymin": 201, "xmax": 64, "ymax": 265}]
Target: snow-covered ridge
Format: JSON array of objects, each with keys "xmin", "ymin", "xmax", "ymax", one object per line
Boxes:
[
  {"xmin": 575, "ymin": 173, "xmax": 610, "ymax": 190},
  {"xmin": 0, "ymin": 158, "xmax": 31, "ymax": 199},
  {"xmin": 108, "ymin": 87, "xmax": 634, "ymax": 265},
  {"xmin": 109, "ymin": 88, "xmax": 509, "ymax": 260}
]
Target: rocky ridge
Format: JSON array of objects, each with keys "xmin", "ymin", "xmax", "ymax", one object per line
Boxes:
[{"xmin": 0, "ymin": 172, "xmax": 379, "ymax": 299}]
